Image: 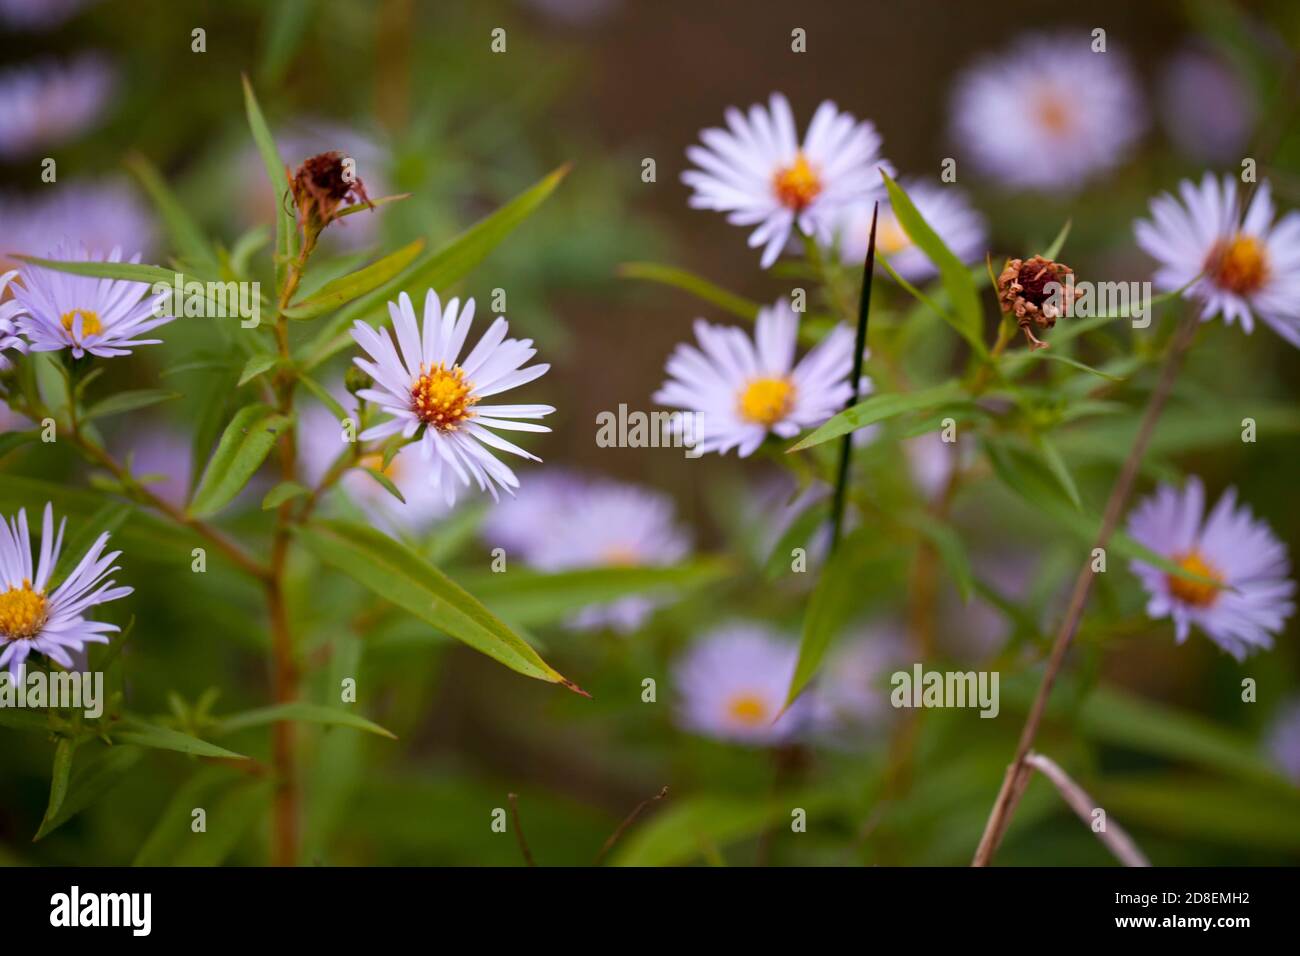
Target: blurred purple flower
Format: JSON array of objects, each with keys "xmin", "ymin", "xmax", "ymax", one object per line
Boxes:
[
  {"xmin": 0, "ymin": 55, "xmax": 115, "ymax": 159},
  {"xmin": 1159, "ymin": 48, "xmax": 1255, "ymax": 163},
  {"xmin": 0, "ymin": 179, "xmax": 156, "ymax": 268}
]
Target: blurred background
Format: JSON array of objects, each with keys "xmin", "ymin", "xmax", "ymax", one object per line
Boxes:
[{"xmin": 1, "ymin": 0, "xmax": 1299, "ymax": 865}]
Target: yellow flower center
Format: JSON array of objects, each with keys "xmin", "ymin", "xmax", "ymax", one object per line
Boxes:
[
  {"xmin": 726, "ymin": 692, "xmax": 771, "ymax": 727},
  {"xmin": 410, "ymin": 363, "xmax": 477, "ymax": 433},
  {"xmin": 1206, "ymin": 234, "xmax": 1269, "ymax": 296},
  {"xmin": 359, "ymin": 452, "xmax": 401, "ymax": 480},
  {"xmin": 877, "ymin": 216, "xmax": 911, "ymax": 255},
  {"xmin": 60, "ymin": 309, "xmax": 103, "ymax": 338},
  {"xmin": 601, "ymin": 544, "xmax": 640, "ymax": 566},
  {"xmin": 1034, "ymin": 91, "xmax": 1073, "ymax": 137},
  {"xmin": 738, "ymin": 376, "xmax": 796, "ymax": 427},
  {"xmin": 1167, "ymin": 551, "xmax": 1225, "ymax": 609},
  {"xmin": 773, "ymin": 152, "xmax": 822, "ymax": 212},
  {"xmin": 0, "ymin": 580, "xmax": 47, "ymax": 641}
]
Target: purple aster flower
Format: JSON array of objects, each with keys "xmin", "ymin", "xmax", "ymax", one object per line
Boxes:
[
  {"xmin": 12, "ymin": 241, "xmax": 172, "ymax": 359},
  {"xmin": 0, "ymin": 502, "xmax": 131, "ymax": 680},
  {"xmin": 1126, "ymin": 476, "xmax": 1295, "ymax": 660},
  {"xmin": 0, "ymin": 55, "xmax": 115, "ymax": 159}
]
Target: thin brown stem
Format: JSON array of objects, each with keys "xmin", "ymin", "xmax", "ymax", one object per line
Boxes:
[
  {"xmin": 508, "ymin": 792, "xmax": 536, "ymax": 866},
  {"xmin": 595, "ymin": 786, "xmax": 668, "ymax": 866},
  {"xmin": 972, "ymin": 312, "xmax": 1199, "ymax": 866}
]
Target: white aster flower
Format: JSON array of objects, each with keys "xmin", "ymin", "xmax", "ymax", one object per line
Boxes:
[
  {"xmin": 481, "ymin": 470, "xmax": 690, "ymax": 632},
  {"xmin": 0, "ymin": 503, "xmax": 131, "ymax": 679},
  {"xmin": 674, "ymin": 624, "xmax": 812, "ymax": 745},
  {"xmin": 0, "ymin": 55, "xmax": 115, "ymax": 159},
  {"xmin": 299, "ymin": 400, "xmax": 454, "ymax": 533},
  {"xmin": 0, "ymin": 179, "xmax": 156, "ymax": 270},
  {"xmin": 1, "ymin": 268, "xmax": 28, "ymax": 371},
  {"xmin": 839, "ymin": 181, "xmax": 986, "ymax": 281},
  {"xmin": 654, "ymin": 299, "xmax": 857, "ymax": 457},
  {"xmin": 1134, "ymin": 174, "xmax": 1300, "ymax": 346},
  {"xmin": 11, "ymin": 241, "xmax": 172, "ymax": 359},
  {"xmin": 1126, "ymin": 476, "xmax": 1295, "ymax": 661},
  {"xmin": 950, "ymin": 33, "xmax": 1144, "ymax": 190},
  {"xmin": 682, "ymin": 92, "xmax": 890, "ymax": 268},
  {"xmin": 350, "ymin": 289, "xmax": 554, "ymax": 506}
]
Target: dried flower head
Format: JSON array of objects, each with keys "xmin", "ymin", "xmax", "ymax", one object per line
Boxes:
[
  {"xmin": 289, "ymin": 151, "xmax": 372, "ymax": 238},
  {"xmin": 997, "ymin": 254, "xmax": 1077, "ymax": 350}
]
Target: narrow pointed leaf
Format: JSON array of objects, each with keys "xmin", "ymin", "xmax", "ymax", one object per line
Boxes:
[
  {"xmin": 189, "ymin": 404, "xmax": 294, "ymax": 519},
  {"xmin": 214, "ymin": 701, "xmax": 397, "ymax": 740},
  {"xmin": 284, "ymin": 238, "xmax": 426, "ymax": 319},
  {"xmin": 262, "ymin": 480, "xmax": 310, "ymax": 510},
  {"xmin": 83, "ymin": 388, "xmax": 180, "ymax": 422},
  {"xmin": 788, "ymin": 380, "xmax": 966, "ymax": 452},
  {"xmin": 33, "ymin": 744, "xmax": 143, "ymax": 841},
  {"xmin": 113, "ymin": 717, "xmax": 248, "ymax": 759},
  {"xmin": 297, "ymin": 519, "xmax": 583, "ymax": 691},
  {"xmin": 880, "ymin": 172, "xmax": 986, "ymax": 354},
  {"xmin": 618, "ymin": 262, "xmax": 761, "ymax": 321}
]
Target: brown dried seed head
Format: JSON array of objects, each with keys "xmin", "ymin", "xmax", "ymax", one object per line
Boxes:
[
  {"xmin": 996, "ymin": 254, "xmax": 1078, "ymax": 351},
  {"xmin": 289, "ymin": 151, "xmax": 373, "ymax": 236}
]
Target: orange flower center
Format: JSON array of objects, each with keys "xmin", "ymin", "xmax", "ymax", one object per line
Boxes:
[
  {"xmin": 601, "ymin": 544, "xmax": 640, "ymax": 566},
  {"xmin": 738, "ymin": 377, "xmax": 796, "ymax": 427},
  {"xmin": 726, "ymin": 692, "xmax": 771, "ymax": 726},
  {"xmin": 0, "ymin": 580, "xmax": 47, "ymax": 640},
  {"xmin": 773, "ymin": 152, "xmax": 822, "ymax": 211},
  {"xmin": 410, "ymin": 363, "xmax": 477, "ymax": 433},
  {"xmin": 60, "ymin": 309, "xmax": 102, "ymax": 338},
  {"xmin": 1167, "ymin": 551, "xmax": 1225, "ymax": 609},
  {"xmin": 1033, "ymin": 91, "xmax": 1073, "ymax": 137},
  {"xmin": 1205, "ymin": 234, "xmax": 1269, "ymax": 296}
]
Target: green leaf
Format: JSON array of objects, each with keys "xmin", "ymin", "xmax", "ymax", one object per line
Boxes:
[
  {"xmin": 174, "ymin": 779, "xmax": 274, "ymax": 865},
  {"xmin": 214, "ymin": 701, "xmax": 397, "ymax": 740},
  {"xmin": 132, "ymin": 766, "xmax": 243, "ymax": 866},
  {"xmin": 785, "ymin": 531, "xmax": 880, "ymax": 707},
  {"xmin": 1099, "ymin": 776, "xmax": 1300, "ymax": 851},
  {"xmin": 189, "ymin": 404, "xmax": 294, "ymax": 519},
  {"xmin": 1033, "ymin": 433, "xmax": 1082, "ymax": 511},
  {"xmin": 260, "ymin": 0, "xmax": 315, "ymax": 84},
  {"xmin": 300, "ymin": 164, "xmax": 570, "ymax": 371},
  {"xmin": 297, "ymin": 519, "xmax": 582, "ymax": 691},
  {"xmin": 284, "ymin": 238, "xmax": 426, "ymax": 319},
  {"xmin": 83, "ymin": 388, "xmax": 180, "ymax": 422},
  {"xmin": 359, "ymin": 467, "xmax": 405, "ymax": 504},
  {"xmin": 297, "ymin": 372, "xmax": 351, "ymax": 423},
  {"xmin": 14, "ymin": 254, "xmax": 177, "ymax": 285},
  {"xmin": 787, "ymin": 380, "xmax": 966, "ymax": 452},
  {"xmin": 1041, "ymin": 218, "xmax": 1072, "ymax": 260},
  {"xmin": 0, "ymin": 705, "xmax": 51, "ymax": 732},
  {"xmin": 453, "ymin": 559, "xmax": 731, "ymax": 628},
  {"xmin": 0, "ymin": 429, "xmax": 39, "ymax": 458},
  {"xmin": 880, "ymin": 172, "xmax": 985, "ymax": 354},
  {"xmin": 262, "ymin": 480, "xmax": 310, "ymax": 510},
  {"xmin": 125, "ymin": 152, "xmax": 219, "ymax": 275},
  {"xmin": 238, "ymin": 352, "xmax": 280, "ymax": 386},
  {"xmin": 113, "ymin": 717, "xmax": 248, "ymax": 760},
  {"xmin": 617, "ymin": 262, "xmax": 761, "ymax": 321},
  {"xmin": 41, "ymin": 738, "xmax": 79, "ymax": 830},
  {"xmin": 904, "ymin": 512, "xmax": 974, "ymax": 601},
  {"xmin": 241, "ymin": 74, "xmax": 296, "ymax": 292},
  {"xmin": 34, "ymin": 744, "xmax": 143, "ymax": 841}
]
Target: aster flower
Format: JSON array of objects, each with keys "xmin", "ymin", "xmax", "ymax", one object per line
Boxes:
[
  {"xmin": 0, "ymin": 55, "xmax": 115, "ymax": 159},
  {"xmin": 682, "ymin": 92, "xmax": 890, "ymax": 268},
  {"xmin": 481, "ymin": 470, "xmax": 690, "ymax": 632},
  {"xmin": 298, "ymin": 401, "xmax": 453, "ymax": 533},
  {"xmin": 1, "ymin": 269, "xmax": 27, "ymax": 371},
  {"xmin": 1134, "ymin": 174, "xmax": 1300, "ymax": 347},
  {"xmin": 1159, "ymin": 48, "xmax": 1254, "ymax": 164},
  {"xmin": 674, "ymin": 624, "xmax": 811, "ymax": 745},
  {"xmin": 0, "ymin": 503, "xmax": 131, "ymax": 680},
  {"xmin": 0, "ymin": 0, "xmax": 98, "ymax": 30},
  {"xmin": 811, "ymin": 629, "xmax": 904, "ymax": 741},
  {"xmin": 0, "ymin": 180, "xmax": 156, "ymax": 270},
  {"xmin": 1265, "ymin": 699, "xmax": 1300, "ymax": 786},
  {"xmin": 838, "ymin": 181, "xmax": 986, "ymax": 281},
  {"xmin": 11, "ymin": 241, "xmax": 172, "ymax": 359},
  {"xmin": 1126, "ymin": 476, "xmax": 1295, "ymax": 661},
  {"xmin": 654, "ymin": 299, "xmax": 857, "ymax": 457},
  {"xmin": 350, "ymin": 289, "xmax": 554, "ymax": 506},
  {"xmin": 950, "ymin": 33, "xmax": 1144, "ymax": 191}
]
